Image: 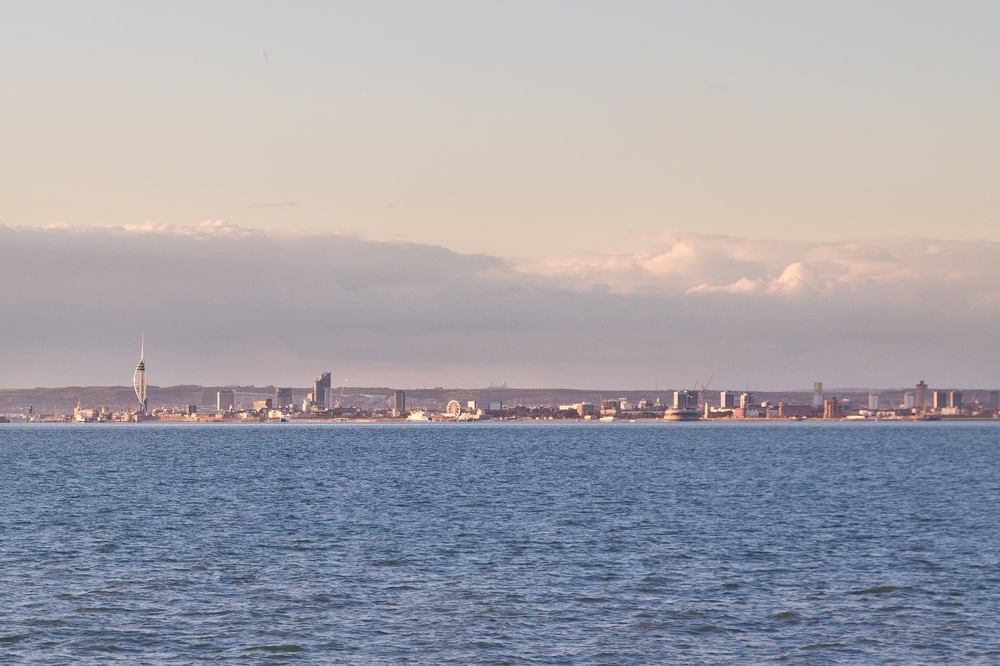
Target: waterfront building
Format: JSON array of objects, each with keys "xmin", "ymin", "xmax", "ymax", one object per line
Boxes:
[
  {"xmin": 674, "ymin": 390, "xmax": 696, "ymax": 409},
  {"xmin": 868, "ymin": 393, "xmax": 879, "ymax": 410},
  {"xmin": 601, "ymin": 399, "xmax": 620, "ymax": 416},
  {"xmin": 217, "ymin": 389, "xmax": 235, "ymax": 412},
  {"xmin": 392, "ymin": 390, "xmax": 406, "ymax": 417},
  {"xmin": 904, "ymin": 393, "xmax": 915, "ymax": 409},
  {"xmin": 823, "ymin": 397, "xmax": 839, "ymax": 419},
  {"xmin": 274, "ymin": 387, "xmax": 294, "ymax": 410},
  {"xmin": 813, "ymin": 382, "xmax": 823, "ymax": 408},
  {"xmin": 663, "ymin": 407, "xmax": 700, "ymax": 421},
  {"xmin": 932, "ymin": 390, "xmax": 947, "ymax": 410},
  {"xmin": 253, "ymin": 399, "xmax": 272, "ymax": 412},
  {"xmin": 720, "ymin": 391, "xmax": 736, "ymax": 409},
  {"xmin": 915, "ymin": 381, "xmax": 928, "ymax": 413},
  {"xmin": 740, "ymin": 392, "xmax": 756, "ymax": 409},
  {"xmin": 778, "ymin": 403, "xmax": 814, "ymax": 418},
  {"xmin": 314, "ymin": 372, "xmax": 332, "ymax": 410},
  {"xmin": 74, "ymin": 405, "xmax": 98, "ymax": 422},
  {"xmin": 949, "ymin": 391, "xmax": 963, "ymax": 410}
]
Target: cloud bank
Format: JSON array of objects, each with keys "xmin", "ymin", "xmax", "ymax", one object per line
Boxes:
[
  {"xmin": 1, "ymin": 224, "xmax": 997, "ymax": 390},
  {"xmin": 521, "ymin": 232, "xmax": 1000, "ymax": 302}
]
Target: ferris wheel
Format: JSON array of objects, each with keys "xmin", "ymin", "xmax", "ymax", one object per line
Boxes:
[{"xmin": 446, "ymin": 400, "xmax": 461, "ymax": 417}]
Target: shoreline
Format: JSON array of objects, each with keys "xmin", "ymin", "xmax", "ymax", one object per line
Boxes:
[{"xmin": 3, "ymin": 417, "xmax": 999, "ymax": 426}]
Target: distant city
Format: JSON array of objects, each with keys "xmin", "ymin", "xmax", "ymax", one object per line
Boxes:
[{"xmin": 0, "ymin": 343, "xmax": 996, "ymax": 424}]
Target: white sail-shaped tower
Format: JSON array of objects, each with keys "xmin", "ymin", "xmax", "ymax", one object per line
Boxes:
[{"xmin": 133, "ymin": 336, "xmax": 147, "ymax": 413}]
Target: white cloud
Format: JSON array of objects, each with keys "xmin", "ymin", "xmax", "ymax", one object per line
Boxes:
[
  {"xmin": 687, "ymin": 277, "xmax": 765, "ymax": 295},
  {"xmin": 520, "ymin": 232, "xmax": 1000, "ymax": 307}
]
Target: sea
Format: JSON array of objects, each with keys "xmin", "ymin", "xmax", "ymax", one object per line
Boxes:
[{"xmin": 1, "ymin": 422, "xmax": 998, "ymax": 664}]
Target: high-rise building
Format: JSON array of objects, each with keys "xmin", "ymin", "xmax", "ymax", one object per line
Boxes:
[
  {"xmin": 932, "ymin": 391, "xmax": 947, "ymax": 410},
  {"xmin": 904, "ymin": 393, "xmax": 915, "ymax": 409},
  {"xmin": 720, "ymin": 391, "xmax": 736, "ymax": 409},
  {"xmin": 274, "ymin": 387, "xmax": 294, "ymax": 409},
  {"xmin": 950, "ymin": 391, "xmax": 963, "ymax": 410},
  {"xmin": 823, "ymin": 397, "xmax": 839, "ymax": 419},
  {"xmin": 314, "ymin": 372, "xmax": 332, "ymax": 410},
  {"xmin": 868, "ymin": 393, "xmax": 879, "ymax": 410},
  {"xmin": 740, "ymin": 392, "xmax": 756, "ymax": 409},
  {"xmin": 133, "ymin": 336, "xmax": 148, "ymax": 413},
  {"xmin": 217, "ymin": 389, "xmax": 235, "ymax": 411},
  {"xmin": 915, "ymin": 381, "xmax": 928, "ymax": 413},
  {"xmin": 674, "ymin": 390, "xmax": 696, "ymax": 409},
  {"xmin": 813, "ymin": 382, "xmax": 823, "ymax": 408},
  {"xmin": 392, "ymin": 390, "xmax": 406, "ymax": 417}
]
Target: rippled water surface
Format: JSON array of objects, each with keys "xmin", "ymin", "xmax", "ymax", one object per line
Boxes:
[{"xmin": 1, "ymin": 423, "xmax": 999, "ymax": 664}]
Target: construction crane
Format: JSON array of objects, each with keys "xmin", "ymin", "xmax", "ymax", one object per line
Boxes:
[
  {"xmin": 693, "ymin": 375, "xmax": 713, "ymax": 410},
  {"xmin": 334, "ymin": 380, "xmax": 348, "ymax": 409}
]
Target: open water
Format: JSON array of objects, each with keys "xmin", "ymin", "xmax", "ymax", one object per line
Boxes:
[{"xmin": 1, "ymin": 423, "xmax": 999, "ymax": 664}]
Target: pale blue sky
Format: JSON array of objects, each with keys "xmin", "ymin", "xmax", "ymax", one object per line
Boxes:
[{"xmin": 2, "ymin": 1, "xmax": 999, "ymax": 256}]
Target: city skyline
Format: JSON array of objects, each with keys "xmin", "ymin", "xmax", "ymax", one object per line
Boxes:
[{"xmin": 5, "ymin": 377, "xmax": 997, "ymax": 423}]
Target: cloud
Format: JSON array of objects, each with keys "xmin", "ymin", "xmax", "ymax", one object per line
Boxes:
[
  {"xmin": 0, "ymin": 225, "xmax": 998, "ymax": 390},
  {"xmin": 519, "ymin": 232, "xmax": 1000, "ymax": 306}
]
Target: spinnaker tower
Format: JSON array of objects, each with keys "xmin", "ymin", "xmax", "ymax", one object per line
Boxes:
[{"xmin": 133, "ymin": 336, "xmax": 147, "ymax": 413}]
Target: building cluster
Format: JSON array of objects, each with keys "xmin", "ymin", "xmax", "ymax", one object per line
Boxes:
[
  {"xmin": 697, "ymin": 381, "xmax": 1000, "ymax": 421},
  {"xmin": 27, "ymin": 402, "xmax": 201, "ymax": 423},
  {"xmin": 201, "ymin": 374, "xmax": 410, "ymax": 421},
  {"xmin": 398, "ymin": 381, "xmax": 1000, "ymax": 422},
  {"xmin": 901, "ymin": 381, "xmax": 999, "ymax": 419},
  {"xmin": 12, "ymin": 345, "xmax": 1000, "ymax": 424}
]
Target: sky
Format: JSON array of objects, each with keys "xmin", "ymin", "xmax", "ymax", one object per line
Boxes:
[{"xmin": 1, "ymin": 2, "xmax": 998, "ymax": 390}]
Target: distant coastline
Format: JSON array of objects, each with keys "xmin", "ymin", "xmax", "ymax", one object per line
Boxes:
[{"xmin": 1, "ymin": 384, "xmax": 996, "ymax": 424}]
